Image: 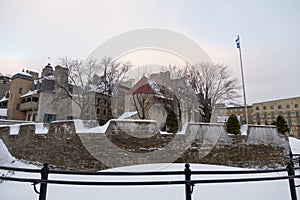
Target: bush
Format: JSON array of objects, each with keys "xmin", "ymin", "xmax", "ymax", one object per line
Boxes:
[
  {"xmin": 226, "ymin": 114, "xmax": 241, "ymax": 135},
  {"xmin": 275, "ymin": 115, "xmax": 290, "ymax": 135},
  {"xmin": 166, "ymin": 110, "xmax": 179, "ymax": 133}
]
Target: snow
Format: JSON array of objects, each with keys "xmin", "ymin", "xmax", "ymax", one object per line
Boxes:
[
  {"xmin": 0, "ymin": 123, "xmax": 49, "ymax": 135},
  {"xmin": 0, "ymin": 108, "xmax": 7, "ymax": 117},
  {"xmin": 0, "ymin": 139, "xmax": 15, "ymax": 165},
  {"xmin": 74, "ymin": 119, "xmax": 108, "ymax": 133},
  {"xmin": 20, "ymin": 90, "xmax": 38, "ymax": 98},
  {"xmin": 0, "ymin": 96, "xmax": 8, "ymax": 103},
  {"xmin": 9, "ymin": 124, "xmax": 20, "ymax": 135},
  {"xmin": 240, "ymin": 124, "xmax": 248, "ymax": 135},
  {"xmin": 18, "ymin": 72, "xmax": 32, "ymax": 77},
  {"xmin": 0, "ymin": 162, "xmax": 297, "ymax": 200},
  {"xmin": 0, "ymin": 136, "xmax": 300, "ymax": 199},
  {"xmin": 289, "ymin": 137, "xmax": 300, "ymax": 154},
  {"xmin": 34, "ymin": 123, "xmax": 48, "ymax": 134},
  {"xmin": 117, "ymin": 111, "xmax": 137, "ymax": 119}
]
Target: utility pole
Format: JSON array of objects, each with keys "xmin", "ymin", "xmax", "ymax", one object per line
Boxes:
[{"xmin": 236, "ymin": 35, "xmax": 248, "ymax": 124}]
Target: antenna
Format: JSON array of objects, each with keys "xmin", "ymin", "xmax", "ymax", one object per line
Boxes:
[{"xmin": 47, "ymin": 57, "xmax": 51, "ymax": 64}]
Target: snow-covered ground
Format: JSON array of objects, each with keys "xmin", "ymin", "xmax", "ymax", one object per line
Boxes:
[{"xmin": 0, "ymin": 137, "xmax": 300, "ymax": 200}]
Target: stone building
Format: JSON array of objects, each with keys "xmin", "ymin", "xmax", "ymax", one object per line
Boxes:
[
  {"xmin": 252, "ymin": 96, "xmax": 300, "ymax": 137},
  {"xmin": 111, "ymin": 84, "xmax": 131, "ymax": 118},
  {"xmin": 5, "ymin": 64, "xmax": 79, "ymax": 122},
  {"xmin": 0, "ymin": 75, "xmax": 11, "ymax": 101},
  {"xmin": 220, "ymin": 105, "xmax": 253, "ymax": 124},
  {"xmin": 150, "ymin": 71, "xmax": 199, "ymax": 123},
  {"xmin": 125, "ymin": 76, "xmax": 180, "ymax": 129}
]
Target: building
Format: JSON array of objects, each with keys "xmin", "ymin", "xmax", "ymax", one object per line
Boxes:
[
  {"xmin": 252, "ymin": 96, "xmax": 300, "ymax": 137},
  {"xmin": 150, "ymin": 71, "xmax": 199, "ymax": 123},
  {"xmin": 5, "ymin": 64, "xmax": 79, "ymax": 122},
  {"xmin": 0, "ymin": 75, "xmax": 11, "ymax": 100},
  {"xmin": 224, "ymin": 105, "xmax": 253, "ymax": 124},
  {"xmin": 7, "ymin": 71, "xmax": 35, "ymax": 120},
  {"xmin": 111, "ymin": 84, "xmax": 131, "ymax": 118},
  {"xmin": 125, "ymin": 76, "xmax": 180, "ymax": 129}
]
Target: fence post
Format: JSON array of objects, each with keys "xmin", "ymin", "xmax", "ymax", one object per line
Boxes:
[
  {"xmin": 185, "ymin": 163, "xmax": 192, "ymax": 200},
  {"xmin": 39, "ymin": 163, "xmax": 49, "ymax": 200},
  {"xmin": 287, "ymin": 161, "xmax": 297, "ymax": 200}
]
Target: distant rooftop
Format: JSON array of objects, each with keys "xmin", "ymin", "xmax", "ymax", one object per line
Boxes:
[{"xmin": 12, "ymin": 72, "xmax": 33, "ymax": 81}]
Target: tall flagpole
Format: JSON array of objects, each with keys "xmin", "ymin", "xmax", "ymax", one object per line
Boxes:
[{"xmin": 236, "ymin": 35, "xmax": 248, "ymax": 124}]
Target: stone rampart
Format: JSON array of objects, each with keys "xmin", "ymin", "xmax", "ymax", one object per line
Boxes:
[{"xmin": 0, "ymin": 120, "xmax": 290, "ymax": 170}]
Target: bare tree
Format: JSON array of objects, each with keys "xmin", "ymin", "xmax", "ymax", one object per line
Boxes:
[
  {"xmin": 132, "ymin": 93, "xmax": 152, "ymax": 119},
  {"xmin": 170, "ymin": 63, "xmax": 240, "ymax": 122},
  {"xmin": 59, "ymin": 56, "xmax": 131, "ymax": 120},
  {"xmin": 100, "ymin": 56, "xmax": 131, "ymax": 96},
  {"xmin": 59, "ymin": 57, "xmax": 100, "ymax": 119}
]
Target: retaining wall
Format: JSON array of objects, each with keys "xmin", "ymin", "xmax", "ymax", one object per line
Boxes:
[{"xmin": 0, "ymin": 120, "xmax": 290, "ymax": 170}]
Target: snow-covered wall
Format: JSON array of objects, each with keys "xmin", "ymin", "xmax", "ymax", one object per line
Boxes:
[{"xmin": 0, "ymin": 120, "xmax": 290, "ymax": 170}]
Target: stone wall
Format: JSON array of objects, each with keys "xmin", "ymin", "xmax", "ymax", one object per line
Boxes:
[
  {"xmin": 0, "ymin": 121, "xmax": 106, "ymax": 170},
  {"xmin": 0, "ymin": 120, "xmax": 290, "ymax": 170}
]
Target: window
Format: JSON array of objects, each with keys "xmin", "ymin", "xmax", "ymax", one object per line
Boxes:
[
  {"xmin": 96, "ymin": 108, "xmax": 100, "ymax": 114},
  {"xmin": 279, "ymin": 112, "xmax": 283, "ymax": 117},
  {"xmin": 67, "ymin": 116, "xmax": 73, "ymax": 120},
  {"xmin": 263, "ymin": 106, "xmax": 266, "ymax": 110},
  {"xmin": 16, "ymin": 103, "xmax": 20, "ymax": 110},
  {"xmin": 256, "ymin": 106, "xmax": 259, "ymax": 110},
  {"xmin": 271, "ymin": 112, "xmax": 275, "ymax": 119},
  {"xmin": 295, "ymin": 104, "xmax": 299, "ymax": 108},
  {"xmin": 288, "ymin": 120, "xmax": 292, "ymax": 127},
  {"xmin": 296, "ymin": 111, "xmax": 300, "ymax": 118},
  {"xmin": 103, "ymin": 109, "xmax": 106, "ymax": 115},
  {"xmin": 33, "ymin": 114, "xmax": 37, "ymax": 122},
  {"xmin": 270, "ymin": 105, "xmax": 274, "ymax": 110},
  {"xmin": 256, "ymin": 113, "xmax": 260, "ymax": 119},
  {"xmin": 286, "ymin": 104, "xmax": 290, "ymax": 109},
  {"xmin": 278, "ymin": 104, "xmax": 282, "ymax": 109},
  {"xmin": 44, "ymin": 114, "xmax": 56, "ymax": 122},
  {"xmin": 287, "ymin": 112, "xmax": 291, "ymax": 118},
  {"xmin": 264, "ymin": 112, "xmax": 267, "ymax": 119},
  {"xmin": 18, "ymin": 88, "xmax": 23, "ymax": 94}
]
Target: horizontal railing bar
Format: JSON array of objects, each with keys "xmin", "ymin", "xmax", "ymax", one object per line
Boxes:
[
  {"xmin": 1, "ymin": 165, "xmax": 299, "ymax": 176},
  {"xmin": 0, "ymin": 166, "xmax": 41, "ymax": 173},
  {"xmin": 47, "ymin": 170, "xmax": 184, "ymax": 176},
  {"xmin": 1, "ymin": 174, "xmax": 300, "ymax": 186}
]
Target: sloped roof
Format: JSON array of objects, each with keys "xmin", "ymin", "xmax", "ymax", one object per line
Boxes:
[
  {"xmin": 126, "ymin": 76, "xmax": 163, "ymax": 96},
  {"xmin": 12, "ymin": 72, "xmax": 33, "ymax": 81},
  {"xmin": 20, "ymin": 90, "xmax": 38, "ymax": 98}
]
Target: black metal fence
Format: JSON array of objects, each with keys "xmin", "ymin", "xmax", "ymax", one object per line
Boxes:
[{"xmin": 1, "ymin": 152, "xmax": 300, "ymax": 200}]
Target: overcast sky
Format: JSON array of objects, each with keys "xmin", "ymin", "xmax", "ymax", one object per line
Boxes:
[{"xmin": 0, "ymin": 0, "xmax": 299, "ymax": 104}]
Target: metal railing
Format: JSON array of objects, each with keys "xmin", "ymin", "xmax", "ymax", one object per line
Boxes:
[{"xmin": 0, "ymin": 153, "xmax": 299, "ymax": 200}]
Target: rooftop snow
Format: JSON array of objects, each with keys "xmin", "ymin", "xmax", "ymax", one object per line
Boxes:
[
  {"xmin": 118, "ymin": 111, "xmax": 138, "ymax": 119},
  {"xmin": 18, "ymin": 72, "xmax": 32, "ymax": 77},
  {"xmin": 20, "ymin": 90, "xmax": 38, "ymax": 98},
  {"xmin": 0, "ymin": 96, "xmax": 8, "ymax": 103}
]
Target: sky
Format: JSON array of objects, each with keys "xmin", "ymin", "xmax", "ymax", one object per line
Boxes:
[{"xmin": 0, "ymin": 0, "xmax": 299, "ymax": 104}]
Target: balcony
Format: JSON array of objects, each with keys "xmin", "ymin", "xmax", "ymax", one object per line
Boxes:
[{"xmin": 20, "ymin": 102, "xmax": 38, "ymax": 111}]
